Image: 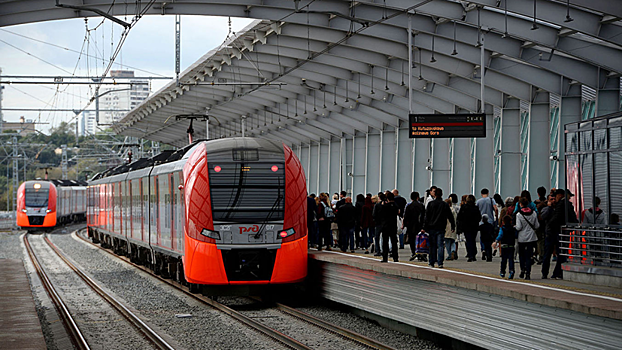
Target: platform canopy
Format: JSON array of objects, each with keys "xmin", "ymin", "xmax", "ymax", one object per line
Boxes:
[{"xmin": 2, "ymin": 1, "xmax": 621, "ymax": 147}]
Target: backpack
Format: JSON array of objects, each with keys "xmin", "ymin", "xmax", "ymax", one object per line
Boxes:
[{"xmin": 323, "ymin": 203, "xmax": 335, "ymax": 219}]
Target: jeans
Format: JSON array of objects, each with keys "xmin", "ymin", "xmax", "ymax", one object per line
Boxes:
[
  {"xmin": 374, "ymin": 225, "xmax": 383, "ymax": 254},
  {"xmin": 482, "ymin": 241, "xmax": 493, "ymax": 261},
  {"xmin": 501, "ymin": 246, "xmax": 515, "ymax": 274},
  {"xmin": 318, "ymin": 221, "xmax": 332, "ymax": 248},
  {"xmin": 339, "ymin": 226, "xmax": 355, "ymax": 251},
  {"xmin": 445, "ymin": 238, "xmax": 456, "ymax": 258},
  {"xmin": 360, "ymin": 227, "xmax": 369, "ymax": 249},
  {"xmin": 427, "ymin": 229, "xmax": 445, "ymax": 266},
  {"xmin": 398, "ymin": 232, "xmax": 405, "ymax": 249},
  {"xmin": 366, "ymin": 226, "xmax": 375, "ymax": 248},
  {"xmin": 541, "ymin": 234, "xmax": 558, "ymax": 278},
  {"xmin": 382, "ymin": 230, "xmax": 398, "ymax": 261},
  {"xmin": 518, "ymin": 241, "xmax": 537, "ymax": 274},
  {"xmin": 308, "ymin": 222, "xmax": 319, "ymax": 246},
  {"xmin": 465, "ymin": 231, "xmax": 478, "ymax": 259}
]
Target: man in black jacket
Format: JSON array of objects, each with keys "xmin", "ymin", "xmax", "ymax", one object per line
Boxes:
[
  {"xmin": 392, "ymin": 189, "xmax": 407, "ymax": 249},
  {"xmin": 381, "ymin": 192, "xmax": 400, "ymax": 262},
  {"xmin": 335, "ymin": 190, "xmax": 347, "ymax": 211},
  {"xmin": 404, "ymin": 192, "xmax": 425, "ymax": 261},
  {"xmin": 423, "ymin": 188, "xmax": 455, "ymax": 268},
  {"xmin": 337, "ymin": 197, "xmax": 357, "ymax": 252},
  {"xmin": 372, "ymin": 192, "xmax": 386, "ymax": 256},
  {"xmin": 307, "ymin": 194, "xmax": 318, "ymax": 248},
  {"xmin": 549, "ymin": 189, "xmax": 578, "ymax": 279}
]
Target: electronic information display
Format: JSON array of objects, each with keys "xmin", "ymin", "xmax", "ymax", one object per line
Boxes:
[{"xmin": 409, "ymin": 114, "xmax": 486, "ymax": 138}]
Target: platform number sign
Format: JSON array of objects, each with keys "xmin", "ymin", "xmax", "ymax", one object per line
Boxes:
[{"xmin": 409, "ymin": 114, "xmax": 486, "ymax": 138}]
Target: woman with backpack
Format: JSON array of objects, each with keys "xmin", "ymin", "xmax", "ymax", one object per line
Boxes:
[
  {"xmin": 317, "ymin": 193, "xmax": 334, "ymax": 251},
  {"xmin": 515, "ymin": 197, "xmax": 540, "ymax": 280}
]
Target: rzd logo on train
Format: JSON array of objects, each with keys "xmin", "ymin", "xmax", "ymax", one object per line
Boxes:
[{"xmin": 239, "ymin": 225, "xmax": 260, "ymax": 234}]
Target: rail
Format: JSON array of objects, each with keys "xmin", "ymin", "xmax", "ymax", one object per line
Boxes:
[
  {"xmin": 43, "ymin": 232, "xmax": 176, "ymax": 350},
  {"xmin": 560, "ymin": 226, "xmax": 622, "ymax": 267},
  {"xmin": 74, "ymin": 230, "xmax": 311, "ymax": 350},
  {"xmin": 274, "ymin": 302, "xmax": 396, "ymax": 350},
  {"xmin": 23, "ymin": 233, "xmax": 90, "ymax": 350}
]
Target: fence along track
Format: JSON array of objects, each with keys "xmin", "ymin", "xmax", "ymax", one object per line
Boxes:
[
  {"xmin": 24, "ymin": 233, "xmax": 90, "ymax": 350},
  {"xmin": 41, "ymin": 232, "xmax": 176, "ymax": 350}
]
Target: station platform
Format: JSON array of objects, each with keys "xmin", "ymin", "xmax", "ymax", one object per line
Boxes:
[
  {"xmin": 0, "ymin": 259, "xmax": 47, "ymax": 350},
  {"xmin": 307, "ymin": 243, "xmax": 622, "ymax": 350}
]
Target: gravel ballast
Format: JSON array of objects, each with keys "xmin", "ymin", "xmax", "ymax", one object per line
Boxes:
[{"xmin": 50, "ymin": 231, "xmax": 285, "ymax": 350}]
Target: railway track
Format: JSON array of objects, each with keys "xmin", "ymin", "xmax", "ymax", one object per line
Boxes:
[
  {"xmin": 25, "ymin": 231, "xmax": 176, "ymax": 350},
  {"xmin": 74, "ymin": 229, "xmax": 396, "ymax": 350}
]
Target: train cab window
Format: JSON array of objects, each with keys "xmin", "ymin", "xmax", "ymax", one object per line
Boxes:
[
  {"xmin": 208, "ymin": 159, "xmax": 285, "ymax": 222},
  {"xmin": 25, "ymin": 188, "xmax": 49, "ymax": 207}
]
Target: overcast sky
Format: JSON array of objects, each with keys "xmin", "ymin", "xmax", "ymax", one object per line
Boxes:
[{"xmin": 0, "ymin": 15, "xmax": 253, "ymax": 133}]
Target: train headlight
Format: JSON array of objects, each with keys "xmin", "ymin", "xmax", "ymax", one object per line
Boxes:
[
  {"xmin": 200, "ymin": 228, "xmax": 221, "ymax": 240},
  {"xmin": 277, "ymin": 228, "xmax": 295, "ymax": 239},
  {"xmin": 46, "ymin": 209, "xmax": 51, "ymax": 213},
  {"xmin": 21, "ymin": 209, "xmax": 27, "ymax": 213}
]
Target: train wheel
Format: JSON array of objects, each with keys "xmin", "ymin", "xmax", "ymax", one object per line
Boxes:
[
  {"xmin": 189, "ymin": 283, "xmax": 200, "ymax": 294},
  {"xmin": 152, "ymin": 253, "xmax": 161, "ymax": 275}
]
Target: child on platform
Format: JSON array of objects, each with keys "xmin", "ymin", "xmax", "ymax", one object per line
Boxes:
[{"xmin": 494, "ymin": 215, "xmax": 516, "ymax": 279}]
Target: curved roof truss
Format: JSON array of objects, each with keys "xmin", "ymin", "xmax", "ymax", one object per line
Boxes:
[{"xmin": 2, "ymin": 1, "xmax": 621, "ymax": 146}]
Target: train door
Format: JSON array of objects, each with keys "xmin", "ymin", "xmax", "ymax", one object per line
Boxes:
[
  {"xmin": 171, "ymin": 173, "xmax": 176, "ymax": 251},
  {"xmin": 158, "ymin": 174, "xmax": 171, "ymax": 249},
  {"xmin": 123, "ymin": 180, "xmax": 130, "ymax": 239},
  {"xmin": 172, "ymin": 172, "xmax": 181, "ymax": 252},
  {"xmin": 177, "ymin": 172, "xmax": 185, "ymax": 253},
  {"xmin": 141, "ymin": 178, "xmax": 147, "ymax": 243},
  {"xmin": 109, "ymin": 183, "xmax": 114, "ymax": 233},
  {"xmin": 150, "ymin": 175, "xmax": 158, "ymax": 246}
]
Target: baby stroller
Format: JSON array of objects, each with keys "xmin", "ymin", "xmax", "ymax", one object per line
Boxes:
[{"xmin": 415, "ymin": 232, "xmax": 429, "ymax": 262}]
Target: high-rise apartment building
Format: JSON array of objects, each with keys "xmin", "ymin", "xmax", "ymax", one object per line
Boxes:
[{"xmin": 81, "ymin": 70, "xmax": 150, "ymax": 135}]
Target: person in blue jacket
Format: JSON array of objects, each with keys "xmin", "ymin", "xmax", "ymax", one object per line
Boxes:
[{"xmin": 494, "ymin": 215, "xmax": 517, "ymax": 279}]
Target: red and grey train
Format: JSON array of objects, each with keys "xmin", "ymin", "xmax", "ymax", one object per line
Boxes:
[
  {"xmin": 87, "ymin": 137, "xmax": 308, "ymax": 294},
  {"xmin": 16, "ymin": 180, "xmax": 87, "ymax": 230}
]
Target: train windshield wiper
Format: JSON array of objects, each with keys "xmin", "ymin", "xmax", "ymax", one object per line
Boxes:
[{"xmin": 255, "ymin": 193, "xmax": 283, "ymax": 239}]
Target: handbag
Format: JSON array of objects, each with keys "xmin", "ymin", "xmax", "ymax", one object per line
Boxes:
[{"xmin": 397, "ymin": 215, "xmax": 404, "ymax": 235}]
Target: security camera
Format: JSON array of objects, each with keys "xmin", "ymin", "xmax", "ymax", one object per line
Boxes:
[
  {"xmin": 347, "ymin": 172, "xmax": 353, "ymax": 177},
  {"xmin": 425, "ymin": 166, "xmax": 432, "ymax": 171},
  {"xmin": 550, "ymin": 155, "xmax": 558, "ymax": 161}
]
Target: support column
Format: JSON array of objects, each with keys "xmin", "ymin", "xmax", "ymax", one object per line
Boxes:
[
  {"xmin": 397, "ymin": 127, "xmax": 412, "ymax": 192},
  {"xmin": 414, "ymin": 139, "xmax": 430, "ymax": 193},
  {"xmin": 339, "ymin": 137, "xmax": 345, "ymax": 193},
  {"xmin": 307, "ymin": 143, "xmax": 312, "ymax": 193},
  {"xmin": 364, "ymin": 133, "xmax": 369, "ymax": 195},
  {"xmin": 597, "ymin": 70, "xmax": 620, "ymax": 117},
  {"xmin": 559, "ymin": 82, "xmax": 582, "ymax": 188},
  {"xmin": 499, "ymin": 97, "xmax": 521, "ymax": 198},
  {"xmin": 453, "ymin": 138, "xmax": 471, "ymax": 196},
  {"xmin": 316, "ymin": 141, "xmax": 321, "ymax": 195},
  {"xmin": 529, "ymin": 88, "xmax": 550, "ymax": 195},
  {"xmin": 431, "ymin": 138, "xmax": 450, "ymax": 194},
  {"xmin": 475, "ymin": 113, "xmax": 495, "ymax": 196}
]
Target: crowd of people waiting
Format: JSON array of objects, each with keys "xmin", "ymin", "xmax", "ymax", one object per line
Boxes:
[{"xmin": 307, "ymin": 185, "xmax": 585, "ymax": 280}]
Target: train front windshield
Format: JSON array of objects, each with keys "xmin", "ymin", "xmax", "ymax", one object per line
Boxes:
[
  {"xmin": 209, "ymin": 152, "xmax": 285, "ymax": 222},
  {"xmin": 25, "ymin": 188, "xmax": 49, "ymax": 207}
]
